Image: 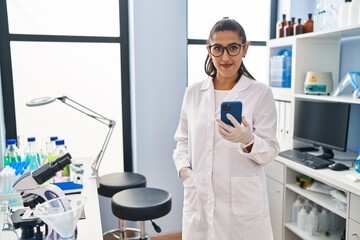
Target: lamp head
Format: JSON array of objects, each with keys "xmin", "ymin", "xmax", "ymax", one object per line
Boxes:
[{"xmin": 26, "ymin": 97, "xmax": 57, "ymax": 107}]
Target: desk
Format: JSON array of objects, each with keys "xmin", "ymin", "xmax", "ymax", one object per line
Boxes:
[
  {"xmin": 10, "ymin": 157, "xmax": 103, "ymax": 239},
  {"xmin": 74, "ymin": 157, "xmax": 103, "ymax": 240}
]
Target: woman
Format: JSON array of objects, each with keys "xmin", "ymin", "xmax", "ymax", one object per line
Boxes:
[{"xmin": 173, "ymin": 17, "xmax": 280, "ymax": 240}]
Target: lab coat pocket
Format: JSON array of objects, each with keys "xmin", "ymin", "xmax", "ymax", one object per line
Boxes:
[
  {"xmin": 230, "ymin": 175, "xmax": 264, "ymax": 216},
  {"xmin": 183, "ymin": 176, "xmax": 198, "ymax": 211}
]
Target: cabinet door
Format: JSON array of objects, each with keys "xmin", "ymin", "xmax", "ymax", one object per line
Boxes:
[
  {"xmin": 348, "ymin": 219, "xmax": 360, "ymax": 240},
  {"xmin": 267, "ymin": 177, "xmax": 284, "ymax": 240},
  {"xmin": 350, "ymin": 193, "xmax": 360, "ymax": 223}
]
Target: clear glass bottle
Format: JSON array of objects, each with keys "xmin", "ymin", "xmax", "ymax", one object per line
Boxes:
[
  {"xmin": 52, "ymin": 139, "xmax": 70, "ymax": 182},
  {"xmin": 0, "ymin": 200, "xmax": 19, "ymax": 240},
  {"xmin": 24, "ymin": 137, "xmax": 41, "ymax": 171},
  {"xmin": 3, "ymin": 139, "xmax": 22, "ymax": 167},
  {"xmin": 355, "ymin": 147, "xmax": 360, "ymax": 173}
]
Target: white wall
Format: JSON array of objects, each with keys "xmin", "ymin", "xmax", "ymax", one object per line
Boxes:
[{"xmin": 130, "ymin": 0, "xmax": 187, "ymax": 235}]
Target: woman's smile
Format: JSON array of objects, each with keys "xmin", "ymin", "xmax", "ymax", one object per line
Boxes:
[{"xmin": 220, "ymin": 63, "xmax": 234, "ymax": 68}]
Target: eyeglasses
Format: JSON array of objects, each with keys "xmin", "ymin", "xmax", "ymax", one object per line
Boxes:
[{"xmin": 208, "ymin": 43, "xmax": 246, "ymax": 57}]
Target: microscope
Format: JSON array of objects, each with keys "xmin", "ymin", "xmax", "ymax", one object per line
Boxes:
[{"xmin": 11, "ymin": 153, "xmax": 73, "ymax": 240}]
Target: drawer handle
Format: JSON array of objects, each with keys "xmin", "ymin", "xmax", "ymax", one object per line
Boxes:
[
  {"xmin": 276, "ymin": 190, "xmax": 281, "ymax": 194},
  {"xmin": 352, "ymin": 233, "xmax": 359, "ymax": 239}
]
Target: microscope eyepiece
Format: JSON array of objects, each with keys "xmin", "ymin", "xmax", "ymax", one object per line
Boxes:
[{"xmin": 32, "ymin": 153, "xmax": 72, "ymax": 185}]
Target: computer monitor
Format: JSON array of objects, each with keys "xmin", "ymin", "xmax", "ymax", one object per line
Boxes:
[{"xmin": 293, "ymin": 99, "xmax": 351, "ymax": 159}]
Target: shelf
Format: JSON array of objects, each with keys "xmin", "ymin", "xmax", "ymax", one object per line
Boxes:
[
  {"xmin": 286, "ymin": 183, "xmax": 347, "ymax": 219},
  {"xmin": 268, "ymin": 25, "xmax": 360, "ymax": 46},
  {"xmin": 285, "ymin": 222, "xmax": 342, "ymax": 240},
  {"xmin": 267, "ymin": 37, "xmax": 294, "ymax": 47},
  {"xmin": 294, "ymin": 94, "xmax": 360, "ymax": 104},
  {"xmin": 271, "ymin": 87, "xmax": 294, "ymax": 102}
]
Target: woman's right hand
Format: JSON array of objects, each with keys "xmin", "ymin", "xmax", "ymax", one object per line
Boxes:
[{"xmin": 179, "ymin": 167, "xmax": 193, "ymax": 181}]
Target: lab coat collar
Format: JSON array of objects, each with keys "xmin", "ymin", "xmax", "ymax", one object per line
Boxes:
[
  {"xmin": 201, "ymin": 75, "xmax": 254, "ymax": 115},
  {"xmin": 200, "ymin": 75, "xmax": 254, "ymax": 93}
]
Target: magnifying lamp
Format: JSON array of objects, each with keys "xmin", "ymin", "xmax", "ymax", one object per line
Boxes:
[{"xmin": 26, "ymin": 95, "xmax": 116, "ymax": 185}]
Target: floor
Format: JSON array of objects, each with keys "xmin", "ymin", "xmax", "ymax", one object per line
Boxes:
[{"xmin": 103, "ymin": 231, "xmax": 182, "ymax": 240}]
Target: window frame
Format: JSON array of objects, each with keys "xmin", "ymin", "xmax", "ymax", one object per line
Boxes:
[
  {"xmin": 186, "ymin": 0, "xmax": 278, "ymax": 85},
  {"xmin": 0, "ymin": 0, "xmax": 133, "ymax": 171}
]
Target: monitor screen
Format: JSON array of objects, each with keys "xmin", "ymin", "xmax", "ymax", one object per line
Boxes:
[{"xmin": 293, "ymin": 99, "xmax": 350, "ymax": 153}]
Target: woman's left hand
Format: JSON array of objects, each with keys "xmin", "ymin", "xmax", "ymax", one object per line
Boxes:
[{"xmin": 216, "ymin": 114, "xmax": 254, "ymax": 147}]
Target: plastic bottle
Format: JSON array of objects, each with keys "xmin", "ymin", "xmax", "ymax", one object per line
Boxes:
[
  {"xmin": 0, "ymin": 200, "xmax": 19, "ymax": 240},
  {"xmin": 297, "ymin": 207, "xmax": 307, "ymax": 230},
  {"xmin": 307, "ymin": 207, "xmax": 319, "ymax": 234},
  {"xmin": 24, "ymin": 137, "xmax": 41, "ymax": 171},
  {"xmin": 304, "ymin": 199, "xmax": 312, "ymax": 213},
  {"xmin": 3, "ymin": 139, "xmax": 22, "ymax": 167},
  {"xmin": 292, "ymin": 196, "xmax": 303, "ymax": 223},
  {"xmin": 303, "ymin": 13, "xmax": 314, "ymax": 33},
  {"xmin": 319, "ymin": 208, "xmax": 330, "ymax": 233},
  {"xmin": 44, "ymin": 136, "xmax": 58, "ymax": 165},
  {"xmin": 52, "ymin": 139, "xmax": 70, "ymax": 182},
  {"xmin": 339, "ymin": 0, "xmax": 351, "ymax": 28},
  {"xmin": 294, "ymin": 18, "xmax": 303, "ymax": 35},
  {"xmin": 349, "ymin": 0, "xmax": 359, "ymax": 26},
  {"xmin": 355, "ymin": 147, "xmax": 360, "ymax": 173},
  {"xmin": 330, "ymin": 212, "xmax": 338, "ymax": 231}
]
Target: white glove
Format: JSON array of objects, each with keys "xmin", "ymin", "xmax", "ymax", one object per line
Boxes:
[
  {"xmin": 179, "ymin": 167, "xmax": 192, "ymax": 181},
  {"xmin": 216, "ymin": 114, "xmax": 254, "ymax": 147}
]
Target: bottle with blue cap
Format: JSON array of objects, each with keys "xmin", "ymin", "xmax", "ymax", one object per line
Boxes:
[
  {"xmin": 3, "ymin": 139, "xmax": 22, "ymax": 168},
  {"xmin": 44, "ymin": 136, "xmax": 58, "ymax": 165},
  {"xmin": 24, "ymin": 137, "xmax": 41, "ymax": 171},
  {"xmin": 52, "ymin": 139, "xmax": 70, "ymax": 182},
  {"xmin": 355, "ymin": 147, "xmax": 360, "ymax": 173}
]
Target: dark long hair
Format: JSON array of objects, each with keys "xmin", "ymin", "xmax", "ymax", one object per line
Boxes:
[{"xmin": 204, "ymin": 17, "xmax": 256, "ymax": 81}]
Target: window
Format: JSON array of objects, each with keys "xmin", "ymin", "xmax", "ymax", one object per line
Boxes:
[
  {"xmin": 0, "ymin": 0, "xmax": 132, "ymax": 173},
  {"xmin": 187, "ymin": 0, "xmax": 276, "ymax": 86}
]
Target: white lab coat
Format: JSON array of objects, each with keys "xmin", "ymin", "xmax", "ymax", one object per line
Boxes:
[{"xmin": 173, "ymin": 75, "xmax": 280, "ymax": 240}]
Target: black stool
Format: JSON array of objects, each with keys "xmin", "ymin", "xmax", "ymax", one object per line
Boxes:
[
  {"xmin": 98, "ymin": 172, "xmax": 146, "ymax": 238},
  {"xmin": 111, "ymin": 187, "xmax": 172, "ymax": 240}
]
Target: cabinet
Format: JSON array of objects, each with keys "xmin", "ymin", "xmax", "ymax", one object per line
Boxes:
[
  {"xmin": 265, "ymin": 161, "xmax": 285, "ymax": 240},
  {"xmin": 267, "ymin": 25, "xmax": 360, "ymax": 240},
  {"xmin": 268, "ymin": 25, "xmax": 360, "ymax": 151},
  {"xmin": 265, "ymin": 156, "xmax": 360, "ymax": 240}
]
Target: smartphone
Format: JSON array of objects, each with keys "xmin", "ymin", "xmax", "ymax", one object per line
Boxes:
[{"xmin": 221, "ymin": 101, "xmax": 242, "ymax": 127}]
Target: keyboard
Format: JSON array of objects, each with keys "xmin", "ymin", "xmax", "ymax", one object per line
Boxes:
[{"xmin": 279, "ymin": 149, "xmax": 335, "ymax": 169}]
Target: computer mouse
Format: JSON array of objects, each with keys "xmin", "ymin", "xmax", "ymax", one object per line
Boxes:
[{"xmin": 328, "ymin": 162, "xmax": 350, "ymax": 171}]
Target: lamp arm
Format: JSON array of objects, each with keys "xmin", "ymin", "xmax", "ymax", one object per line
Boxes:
[
  {"xmin": 57, "ymin": 95, "xmax": 116, "ymax": 178},
  {"xmin": 58, "ymin": 96, "xmax": 113, "ymax": 126},
  {"xmin": 91, "ymin": 120, "xmax": 116, "ymax": 175}
]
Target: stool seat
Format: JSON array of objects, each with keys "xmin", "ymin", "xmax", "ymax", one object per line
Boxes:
[
  {"xmin": 112, "ymin": 187, "xmax": 172, "ymax": 221},
  {"xmin": 98, "ymin": 172, "xmax": 146, "ymax": 198}
]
